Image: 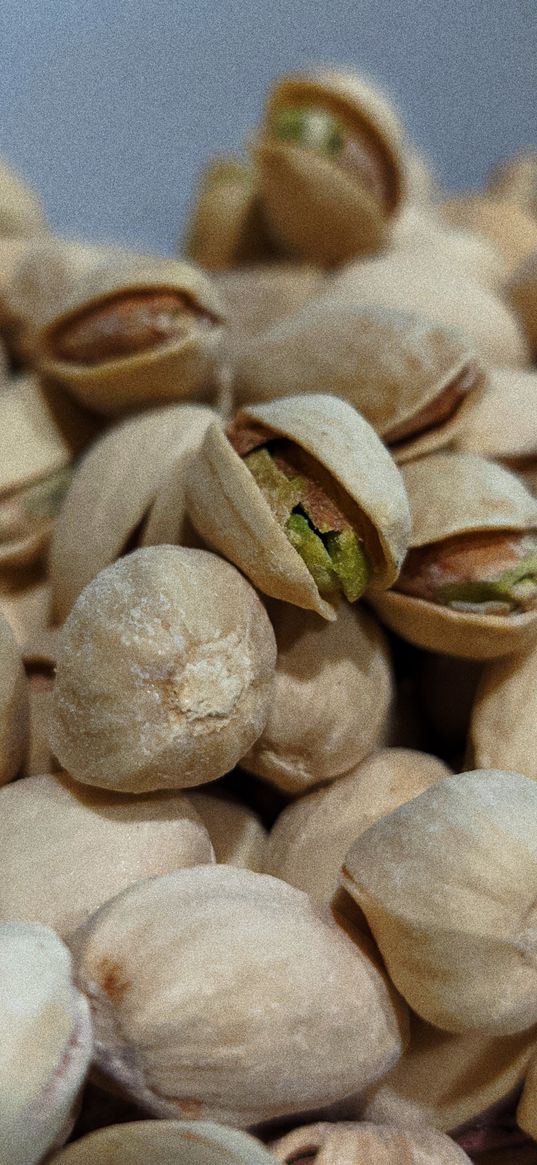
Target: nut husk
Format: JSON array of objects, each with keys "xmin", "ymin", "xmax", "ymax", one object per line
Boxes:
[
  {"xmin": 0, "ymin": 610, "xmax": 29, "ymax": 784},
  {"xmin": 184, "ymin": 158, "xmax": 274, "ymax": 270},
  {"xmin": 50, "ymin": 1119, "xmax": 280, "ymax": 1165},
  {"xmin": 441, "ymin": 196, "xmax": 537, "ymax": 274},
  {"xmin": 341, "ymin": 769, "xmax": 537, "ymax": 1035},
  {"xmin": 271, "ymin": 1120, "xmax": 472, "ymax": 1164},
  {"xmin": 469, "ymin": 639, "xmax": 537, "ymax": 779},
  {"xmin": 186, "ymin": 787, "xmax": 267, "ymax": 871},
  {"xmin": 70, "ymin": 865, "xmax": 407, "ymax": 1126}
]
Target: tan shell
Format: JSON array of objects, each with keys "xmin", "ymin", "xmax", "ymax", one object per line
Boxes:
[
  {"xmin": 517, "ymin": 1048, "xmax": 537, "ymax": 1142},
  {"xmin": 360, "ymin": 1012, "xmax": 536, "ymax": 1135},
  {"xmin": 469, "ymin": 639, "xmax": 537, "ymax": 779},
  {"xmin": 0, "ymin": 611, "xmax": 29, "ymax": 784},
  {"xmin": 454, "ymin": 368, "xmax": 537, "ymax": 463},
  {"xmin": 506, "ymin": 250, "xmax": 537, "ymax": 355},
  {"xmin": 185, "ymin": 788, "xmax": 267, "ymax": 871},
  {"xmin": 264, "ymin": 749, "xmax": 450, "ymax": 904},
  {"xmin": 235, "ymin": 301, "xmax": 486, "ymax": 463},
  {"xmin": 184, "ymin": 158, "xmax": 273, "ymax": 270},
  {"xmin": 441, "ymin": 196, "xmax": 537, "ymax": 274},
  {"xmin": 0, "ymin": 921, "xmax": 92, "ymax": 1165},
  {"xmin": 391, "ymin": 205, "xmax": 508, "ymax": 289},
  {"xmin": 488, "ymin": 152, "xmax": 537, "ymax": 218},
  {"xmin": 50, "ymin": 1120, "xmax": 280, "ymax": 1165},
  {"xmin": 329, "ymin": 252, "xmax": 530, "ymax": 368},
  {"xmin": 50, "ymin": 546, "xmax": 277, "ymax": 793},
  {"xmin": 253, "ymin": 70, "xmax": 406, "ymax": 265},
  {"xmin": 70, "ymin": 865, "xmax": 406, "ymax": 1125},
  {"xmin": 35, "ymin": 256, "xmax": 225, "ymax": 415},
  {"xmin": 371, "ymin": 452, "xmax": 537, "ymax": 660},
  {"xmin": 341, "ymin": 769, "xmax": 537, "ymax": 1035},
  {"xmin": 0, "ymin": 159, "xmax": 47, "ymax": 237},
  {"xmin": 187, "ymin": 394, "xmax": 411, "ymax": 620},
  {"xmin": 271, "ymin": 1121, "xmax": 472, "ymax": 1164},
  {"xmin": 0, "ymin": 562, "xmax": 51, "ymax": 647},
  {"xmin": 0, "ymin": 374, "xmax": 95, "ymax": 497},
  {"xmin": 242, "ymin": 601, "xmax": 393, "ymax": 793},
  {"xmin": 49, "ymin": 402, "xmax": 218, "ymax": 622},
  {"xmin": 0, "ymin": 771, "xmax": 215, "ymax": 937},
  {"xmin": 216, "ymin": 262, "xmax": 324, "ymax": 365},
  {"xmin": 24, "ymin": 669, "xmax": 57, "ymax": 777}
]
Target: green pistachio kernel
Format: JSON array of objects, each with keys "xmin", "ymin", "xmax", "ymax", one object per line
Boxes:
[
  {"xmin": 325, "ymin": 528, "xmax": 371, "ymax": 603},
  {"xmin": 439, "ymin": 549, "xmax": 537, "ymax": 612},
  {"xmin": 245, "ymin": 448, "xmax": 305, "ymax": 523},
  {"xmin": 285, "ymin": 511, "xmax": 339, "ymax": 595},
  {"xmin": 271, "ymin": 105, "xmax": 346, "ymax": 159}
]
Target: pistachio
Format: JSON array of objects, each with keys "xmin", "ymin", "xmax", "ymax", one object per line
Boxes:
[
  {"xmin": 441, "ymin": 196, "xmax": 537, "ymax": 274},
  {"xmin": 184, "ymin": 157, "xmax": 273, "ymax": 270},
  {"xmin": 488, "ymin": 152, "xmax": 537, "ymax": 218},
  {"xmin": 516, "ymin": 1048, "xmax": 537, "ymax": 1142},
  {"xmin": 186, "ymin": 788, "xmax": 267, "ymax": 871},
  {"xmin": 0, "ymin": 158, "xmax": 48, "ymax": 237},
  {"xmin": 0, "ymin": 921, "xmax": 92, "ymax": 1165},
  {"xmin": 70, "ymin": 865, "xmax": 406, "ymax": 1125},
  {"xmin": 271, "ymin": 1121, "xmax": 472, "ymax": 1164},
  {"xmin": 505, "ymin": 250, "xmax": 537, "ymax": 356},
  {"xmin": 0, "ymin": 464, "xmax": 73, "ymax": 568},
  {"xmin": 469, "ymin": 639, "xmax": 537, "ymax": 779},
  {"xmin": 49, "ymin": 1119, "xmax": 280, "ymax": 1165},
  {"xmin": 216, "ymin": 263, "xmax": 324, "ymax": 365},
  {"xmin": 49, "ymin": 546, "xmax": 277, "ymax": 792},
  {"xmin": 454, "ymin": 368, "xmax": 537, "ymax": 470},
  {"xmin": 0, "ymin": 611, "xmax": 29, "ymax": 785},
  {"xmin": 341, "ymin": 769, "xmax": 537, "ymax": 1035},
  {"xmin": 391, "ymin": 205, "xmax": 508, "ymax": 289},
  {"xmin": 0, "ymin": 560, "xmax": 51, "ymax": 648}
]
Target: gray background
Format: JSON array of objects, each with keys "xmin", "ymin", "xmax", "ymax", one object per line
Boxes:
[{"xmin": 0, "ymin": 0, "xmax": 535, "ymax": 255}]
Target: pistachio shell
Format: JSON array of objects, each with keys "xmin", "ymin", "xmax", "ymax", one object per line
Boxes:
[
  {"xmin": 0, "ymin": 562, "xmax": 51, "ymax": 645},
  {"xmin": 49, "ymin": 403, "xmax": 217, "ymax": 622},
  {"xmin": 516, "ymin": 1049, "xmax": 537, "ymax": 1141},
  {"xmin": 0, "ymin": 921, "xmax": 92, "ymax": 1165},
  {"xmin": 506, "ymin": 251, "xmax": 537, "ymax": 355},
  {"xmin": 24, "ymin": 670, "xmax": 57, "ymax": 776},
  {"xmin": 35, "ymin": 256, "xmax": 225, "ymax": 415},
  {"xmin": 0, "ymin": 159, "xmax": 47, "ymax": 237},
  {"xmin": 253, "ymin": 70, "xmax": 405, "ymax": 264},
  {"xmin": 341, "ymin": 769, "xmax": 537, "ymax": 1035},
  {"xmin": 360, "ymin": 1012, "xmax": 535, "ymax": 1135},
  {"xmin": 391, "ymin": 205, "xmax": 508, "ymax": 289},
  {"xmin": 454, "ymin": 369, "xmax": 537, "ymax": 462},
  {"xmin": 271, "ymin": 1120, "xmax": 472, "ymax": 1164},
  {"xmin": 184, "ymin": 157, "xmax": 273, "ymax": 270},
  {"xmin": 0, "ymin": 611, "xmax": 28, "ymax": 784},
  {"xmin": 0, "ymin": 375, "xmax": 91, "ymax": 497},
  {"xmin": 50, "ymin": 1120, "xmax": 279, "ymax": 1165},
  {"xmin": 329, "ymin": 253, "xmax": 530, "ymax": 368},
  {"xmin": 488, "ymin": 152, "xmax": 537, "ymax": 218},
  {"xmin": 441, "ymin": 197, "xmax": 537, "ymax": 274},
  {"xmin": 264, "ymin": 749, "xmax": 450, "ymax": 903},
  {"xmin": 185, "ymin": 788, "xmax": 267, "ymax": 871},
  {"xmin": 0, "ymin": 771, "xmax": 215, "ymax": 937},
  {"xmin": 216, "ymin": 262, "xmax": 324, "ymax": 365},
  {"xmin": 70, "ymin": 865, "xmax": 406, "ymax": 1125},
  {"xmin": 470, "ymin": 640, "xmax": 537, "ymax": 779},
  {"xmin": 243, "ymin": 601, "xmax": 393, "ymax": 794}
]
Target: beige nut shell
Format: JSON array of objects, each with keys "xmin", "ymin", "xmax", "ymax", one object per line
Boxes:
[
  {"xmin": 391, "ymin": 205, "xmax": 508, "ymax": 290},
  {"xmin": 441, "ymin": 196, "xmax": 537, "ymax": 274},
  {"xmin": 184, "ymin": 158, "xmax": 272, "ymax": 271},
  {"xmin": 506, "ymin": 250, "xmax": 537, "ymax": 355},
  {"xmin": 454, "ymin": 368, "xmax": 537, "ymax": 462},
  {"xmin": 216, "ymin": 262, "xmax": 324, "ymax": 365},
  {"xmin": 0, "ymin": 612, "xmax": 29, "ymax": 784},
  {"xmin": 50, "ymin": 1120, "xmax": 280, "ymax": 1165},
  {"xmin": 470, "ymin": 639, "xmax": 537, "ymax": 779},
  {"xmin": 0, "ymin": 160, "xmax": 47, "ymax": 237},
  {"xmin": 186, "ymin": 788, "xmax": 267, "ymax": 871},
  {"xmin": 187, "ymin": 394, "xmax": 411, "ymax": 620},
  {"xmin": 271, "ymin": 1120, "xmax": 472, "ymax": 1164}
]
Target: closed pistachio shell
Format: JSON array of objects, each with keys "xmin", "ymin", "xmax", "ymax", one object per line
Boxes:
[
  {"xmin": 469, "ymin": 640, "xmax": 537, "ymax": 779},
  {"xmin": 271, "ymin": 1120, "xmax": 472, "ymax": 1164},
  {"xmin": 70, "ymin": 865, "xmax": 406, "ymax": 1125},
  {"xmin": 441, "ymin": 196, "xmax": 537, "ymax": 274},
  {"xmin": 184, "ymin": 158, "xmax": 273, "ymax": 270},
  {"xmin": 0, "ymin": 921, "xmax": 92, "ymax": 1165},
  {"xmin": 0, "ymin": 611, "xmax": 29, "ymax": 784},
  {"xmin": 0, "ymin": 772, "xmax": 214, "ymax": 937},
  {"xmin": 186, "ymin": 788, "xmax": 267, "ymax": 871},
  {"xmin": 243, "ymin": 601, "xmax": 393, "ymax": 794},
  {"xmin": 49, "ymin": 403, "xmax": 217, "ymax": 622},
  {"xmin": 187, "ymin": 394, "xmax": 411, "ymax": 620},
  {"xmin": 50, "ymin": 1120, "xmax": 279, "ymax": 1165},
  {"xmin": 454, "ymin": 369, "xmax": 537, "ymax": 465},
  {"xmin": 329, "ymin": 253, "xmax": 530, "ymax": 368},
  {"xmin": 35, "ymin": 256, "xmax": 225, "ymax": 415},
  {"xmin": 341, "ymin": 769, "xmax": 537, "ymax": 1035},
  {"xmin": 391, "ymin": 205, "xmax": 508, "ymax": 290},
  {"xmin": 264, "ymin": 749, "xmax": 450, "ymax": 903},
  {"xmin": 488, "ymin": 152, "xmax": 537, "ymax": 219},
  {"xmin": 0, "ymin": 159, "xmax": 47, "ymax": 237},
  {"xmin": 253, "ymin": 69, "xmax": 405, "ymax": 265},
  {"xmin": 216, "ymin": 263, "xmax": 324, "ymax": 365},
  {"xmin": 360, "ymin": 1012, "xmax": 535, "ymax": 1135},
  {"xmin": 50, "ymin": 547, "xmax": 277, "ymax": 793},
  {"xmin": 235, "ymin": 301, "xmax": 486, "ymax": 464},
  {"xmin": 506, "ymin": 251, "xmax": 537, "ymax": 356},
  {"xmin": 371, "ymin": 453, "xmax": 537, "ymax": 660}
]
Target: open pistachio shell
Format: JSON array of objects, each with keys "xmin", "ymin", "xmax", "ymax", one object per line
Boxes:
[
  {"xmin": 186, "ymin": 788, "xmax": 267, "ymax": 871},
  {"xmin": 341, "ymin": 769, "xmax": 537, "ymax": 1035},
  {"xmin": 488, "ymin": 152, "xmax": 537, "ymax": 218},
  {"xmin": 0, "ymin": 611, "xmax": 29, "ymax": 784},
  {"xmin": 454, "ymin": 369, "xmax": 537, "ymax": 466},
  {"xmin": 243, "ymin": 601, "xmax": 393, "ymax": 794},
  {"xmin": 469, "ymin": 640, "xmax": 537, "ymax": 779},
  {"xmin": 271, "ymin": 1121, "xmax": 472, "ymax": 1165},
  {"xmin": 264, "ymin": 749, "xmax": 450, "ymax": 904},
  {"xmin": 329, "ymin": 253, "xmax": 530, "ymax": 368},
  {"xmin": 441, "ymin": 196, "xmax": 537, "ymax": 274},
  {"xmin": 0, "ymin": 921, "xmax": 93, "ymax": 1165},
  {"xmin": 0, "ymin": 771, "xmax": 214, "ymax": 937},
  {"xmin": 371, "ymin": 452, "xmax": 537, "ymax": 660},
  {"xmin": 235, "ymin": 301, "xmax": 486, "ymax": 463},
  {"xmin": 70, "ymin": 865, "xmax": 406, "ymax": 1125},
  {"xmin": 187, "ymin": 394, "xmax": 411, "ymax": 620},
  {"xmin": 216, "ymin": 263, "xmax": 324, "ymax": 365},
  {"xmin": 253, "ymin": 69, "xmax": 405, "ymax": 265},
  {"xmin": 360, "ymin": 1012, "xmax": 535, "ymax": 1136},
  {"xmin": 0, "ymin": 159, "xmax": 47, "ymax": 237},
  {"xmin": 50, "ymin": 1120, "xmax": 280, "ymax": 1164},
  {"xmin": 506, "ymin": 251, "xmax": 537, "ymax": 356},
  {"xmin": 49, "ymin": 403, "xmax": 217, "ymax": 622},
  {"xmin": 35, "ymin": 256, "xmax": 225, "ymax": 415},
  {"xmin": 184, "ymin": 157, "xmax": 273, "ymax": 270},
  {"xmin": 391, "ymin": 205, "xmax": 508, "ymax": 289},
  {"xmin": 0, "ymin": 374, "xmax": 92, "ymax": 497}
]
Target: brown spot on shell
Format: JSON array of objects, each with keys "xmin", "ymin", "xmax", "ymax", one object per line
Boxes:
[
  {"xmin": 175, "ymin": 1097, "xmax": 204, "ymax": 1118},
  {"xmin": 98, "ymin": 958, "xmax": 130, "ymax": 1004}
]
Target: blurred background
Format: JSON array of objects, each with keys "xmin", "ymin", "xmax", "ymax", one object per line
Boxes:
[{"xmin": 0, "ymin": 0, "xmax": 535, "ymax": 254}]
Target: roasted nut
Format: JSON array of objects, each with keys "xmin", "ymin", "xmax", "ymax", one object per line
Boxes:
[
  {"xmin": 184, "ymin": 157, "xmax": 273, "ymax": 270},
  {"xmin": 70, "ymin": 865, "xmax": 407, "ymax": 1125},
  {"xmin": 441, "ymin": 196, "xmax": 537, "ymax": 274},
  {"xmin": 0, "ymin": 158, "xmax": 48, "ymax": 238},
  {"xmin": 469, "ymin": 639, "xmax": 537, "ymax": 778},
  {"xmin": 454, "ymin": 368, "xmax": 537, "ymax": 475},
  {"xmin": 0, "ymin": 611, "xmax": 29, "ymax": 784},
  {"xmin": 186, "ymin": 787, "xmax": 267, "ymax": 871},
  {"xmin": 49, "ymin": 1119, "xmax": 280, "ymax": 1164},
  {"xmin": 0, "ymin": 560, "xmax": 51, "ymax": 647},
  {"xmin": 216, "ymin": 262, "xmax": 324, "ymax": 365},
  {"xmin": 488, "ymin": 152, "xmax": 537, "ymax": 218},
  {"xmin": 49, "ymin": 546, "xmax": 277, "ymax": 792},
  {"xmin": 391, "ymin": 205, "xmax": 508, "ymax": 289},
  {"xmin": 271, "ymin": 1120, "xmax": 472, "ymax": 1164},
  {"xmin": 506, "ymin": 250, "xmax": 537, "ymax": 356}
]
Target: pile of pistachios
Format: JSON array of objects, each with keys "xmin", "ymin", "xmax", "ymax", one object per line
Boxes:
[{"xmin": 2, "ymin": 64, "xmax": 537, "ymax": 1165}]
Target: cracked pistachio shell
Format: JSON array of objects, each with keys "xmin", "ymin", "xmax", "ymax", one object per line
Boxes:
[
  {"xmin": 186, "ymin": 788, "xmax": 267, "ymax": 871},
  {"xmin": 454, "ymin": 369, "xmax": 537, "ymax": 464},
  {"xmin": 329, "ymin": 253, "xmax": 530, "ymax": 368},
  {"xmin": 242, "ymin": 601, "xmax": 393, "ymax": 794},
  {"xmin": 216, "ymin": 263, "xmax": 324, "ymax": 365},
  {"xmin": 0, "ymin": 159, "xmax": 47, "ymax": 237},
  {"xmin": 0, "ymin": 611, "xmax": 29, "ymax": 784},
  {"xmin": 0, "ymin": 772, "xmax": 215, "ymax": 937},
  {"xmin": 441, "ymin": 197, "xmax": 537, "ymax": 275},
  {"xmin": 506, "ymin": 251, "xmax": 537, "ymax": 356},
  {"xmin": 49, "ymin": 402, "xmax": 217, "ymax": 623},
  {"xmin": 488, "ymin": 153, "xmax": 537, "ymax": 218},
  {"xmin": 271, "ymin": 1121, "xmax": 472, "ymax": 1165},
  {"xmin": 340, "ymin": 769, "xmax": 537, "ymax": 1035},
  {"xmin": 51, "ymin": 1120, "xmax": 278, "ymax": 1165},
  {"xmin": 70, "ymin": 865, "xmax": 406, "ymax": 1125},
  {"xmin": 253, "ymin": 70, "xmax": 405, "ymax": 265},
  {"xmin": 49, "ymin": 546, "xmax": 277, "ymax": 793},
  {"xmin": 360, "ymin": 1012, "xmax": 536, "ymax": 1135},
  {"xmin": 264, "ymin": 749, "xmax": 450, "ymax": 904},
  {"xmin": 0, "ymin": 921, "xmax": 93, "ymax": 1165},
  {"xmin": 469, "ymin": 639, "xmax": 537, "ymax": 779},
  {"xmin": 235, "ymin": 301, "xmax": 486, "ymax": 464},
  {"xmin": 186, "ymin": 394, "xmax": 411, "ymax": 620},
  {"xmin": 184, "ymin": 157, "xmax": 273, "ymax": 270},
  {"xmin": 371, "ymin": 452, "xmax": 537, "ymax": 660},
  {"xmin": 35, "ymin": 256, "xmax": 225, "ymax": 415},
  {"xmin": 391, "ymin": 205, "xmax": 508, "ymax": 289}
]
